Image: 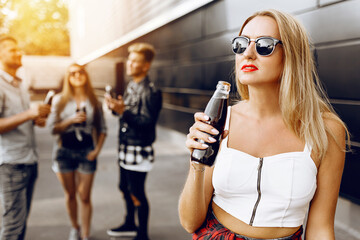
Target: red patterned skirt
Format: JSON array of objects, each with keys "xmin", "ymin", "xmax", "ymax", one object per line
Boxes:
[{"xmin": 192, "ymin": 208, "xmax": 303, "ymax": 240}]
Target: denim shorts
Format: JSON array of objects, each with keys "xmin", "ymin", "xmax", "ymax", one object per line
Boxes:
[{"xmin": 53, "ymin": 146, "xmax": 97, "ymax": 174}]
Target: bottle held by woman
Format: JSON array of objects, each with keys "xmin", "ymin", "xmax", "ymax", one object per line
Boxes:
[
  {"xmin": 75, "ymin": 101, "xmax": 86, "ymax": 126},
  {"xmin": 191, "ymin": 81, "xmax": 230, "ymax": 166},
  {"xmin": 74, "ymin": 101, "xmax": 86, "ymax": 141}
]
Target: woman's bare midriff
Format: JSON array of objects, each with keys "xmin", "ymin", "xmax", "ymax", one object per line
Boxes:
[{"xmin": 212, "ymin": 202, "xmax": 301, "ymax": 239}]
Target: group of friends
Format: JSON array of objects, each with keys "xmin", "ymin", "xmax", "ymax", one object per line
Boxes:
[
  {"xmin": 0, "ymin": 8, "xmax": 350, "ymax": 240},
  {"xmin": 0, "ymin": 36, "xmax": 161, "ymax": 240}
]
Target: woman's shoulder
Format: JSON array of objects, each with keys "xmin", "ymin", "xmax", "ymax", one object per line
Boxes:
[
  {"xmin": 322, "ymin": 112, "xmax": 345, "ymax": 135},
  {"xmin": 322, "ymin": 112, "xmax": 346, "ymax": 150}
]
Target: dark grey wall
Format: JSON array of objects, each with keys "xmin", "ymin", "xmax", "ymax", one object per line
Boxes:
[
  {"xmin": 103, "ymin": 0, "xmax": 360, "ymax": 203},
  {"xmin": 298, "ymin": 1, "xmax": 360, "ymax": 204}
]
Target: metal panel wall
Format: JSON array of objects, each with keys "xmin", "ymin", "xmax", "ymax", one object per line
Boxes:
[
  {"xmin": 316, "ymin": 45, "xmax": 360, "ymax": 101},
  {"xmin": 296, "ymin": 1, "xmax": 360, "ymax": 205},
  {"xmin": 298, "ymin": 1, "xmax": 360, "ymax": 43}
]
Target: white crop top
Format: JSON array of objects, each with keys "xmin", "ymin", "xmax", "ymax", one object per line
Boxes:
[{"xmin": 212, "ymin": 107, "xmax": 317, "ymax": 227}]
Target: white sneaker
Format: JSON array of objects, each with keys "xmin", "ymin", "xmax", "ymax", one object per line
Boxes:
[{"xmin": 68, "ymin": 227, "xmax": 81, "ymax": 240}]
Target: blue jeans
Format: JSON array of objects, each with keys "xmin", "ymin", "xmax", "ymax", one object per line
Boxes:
[{"xmin": 0, "ymin": 163, "xmax": 38, "ymax": 240}]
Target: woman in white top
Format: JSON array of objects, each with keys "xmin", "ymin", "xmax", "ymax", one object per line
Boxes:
[
  {"xmin": 179, "ymin": 9, "xmax": 349, "ymax": 240},
  {"xmin": 47, "ymin": 63, "xmax": 107, "ymax": 240}
]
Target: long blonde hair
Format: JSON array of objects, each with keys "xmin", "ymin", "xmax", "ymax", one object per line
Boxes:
[
  {"xmin": 236, "ymin": 9, "xmax": 349, "ymax": 160},
  {"xmin": 56, "ymin": 63, "xmax": 101, "ymax": 133}
]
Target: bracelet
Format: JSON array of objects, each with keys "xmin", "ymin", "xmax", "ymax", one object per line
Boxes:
[{"xmin": 191, "ymin": 161, "xmax": 205, "ymax": 173}]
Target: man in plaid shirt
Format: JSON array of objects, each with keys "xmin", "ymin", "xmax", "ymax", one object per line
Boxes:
[{"xmin": 105, "ymin": 42, "xmax": 162, "ymax": 240}]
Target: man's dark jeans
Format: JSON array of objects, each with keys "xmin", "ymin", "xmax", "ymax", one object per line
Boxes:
[{"xmin": 0, "ymin": 163, "xmax": 38, "ymax": 240}]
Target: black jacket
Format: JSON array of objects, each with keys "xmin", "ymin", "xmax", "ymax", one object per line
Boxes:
[{"xmin": 118, "ymin": 76, "xmax": 162, "ymax": 146}]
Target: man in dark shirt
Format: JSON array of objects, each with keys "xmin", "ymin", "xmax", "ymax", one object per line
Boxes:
[{"xmin": 105, "ymin": 42, "xmax": 162, "ymax": 240}]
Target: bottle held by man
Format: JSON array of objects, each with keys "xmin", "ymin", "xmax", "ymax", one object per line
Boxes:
[
  {"xmin": 43, "ymin": 90, "xmax": 55, "ymax": 118},
  {"xmin": 191, "ymin": 81, "xmax": 231, "ymax": 166},
  {"xmin": 105, "ymin": 85, "xmax": 118, "ymax": 115},
  {"xmin": 105, "ymin": 84, "xmax": 117, "ymax": 98},
  {"xmin": 44, "ymin": 90, "xmax": 55, "ymax": 105}
]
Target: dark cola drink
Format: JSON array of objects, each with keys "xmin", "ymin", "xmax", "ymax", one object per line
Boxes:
[
  {"xmin": 191, "ymin": 81, "xmax": 231, "ymax": 166},
  {"xmin": 74, "ymin": 101, "xmax": 86, "ymax": 142},
  {"xmin": 75, "ymin": 101, "xmax": 86, "ymax": 127}
]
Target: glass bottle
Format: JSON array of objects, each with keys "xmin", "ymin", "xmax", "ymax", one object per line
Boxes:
[
  {"xmin": 191, "ymin": 81, "xmax": 231, "ymax": 166},
  {"xmin": 44, "ymin": 90, "xmax": 55, "ymax": 105},
  {"xmin": 105, "ymin": 84, "xmax": 116, "ymax": 98},
  {"xmin": 76, "ymin": 101, "xmax": 87, "ymax": 127},
  {"xmin": 105, "ymin": 84, "xmax": 118, "ymax": 115},
  {"xmin": 74, "ymin": 101, "xmax": 86, "ymax": 142}
]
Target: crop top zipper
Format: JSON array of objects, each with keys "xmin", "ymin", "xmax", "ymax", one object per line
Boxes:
[{"xmin": 249, "ymin": 157, "xmax": 264, "ymax": 226}]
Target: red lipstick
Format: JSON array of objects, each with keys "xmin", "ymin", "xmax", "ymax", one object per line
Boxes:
[{"xmin": 241, "ymin": 64, "xmax": 258, "ymax": 72}]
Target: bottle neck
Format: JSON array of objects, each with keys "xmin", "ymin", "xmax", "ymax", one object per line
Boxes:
[{"xmin": 213, "ymin": 89, "xmax": 229, "ymax": 99}]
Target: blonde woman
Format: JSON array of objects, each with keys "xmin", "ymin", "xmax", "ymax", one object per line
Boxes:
[
  {"xmin": 48, "ymin": 63, "xmax": 107, "ymax": 240},
  {"xmin": 179, "ymin": 9, "xmax": 349, "ymax": 240}
]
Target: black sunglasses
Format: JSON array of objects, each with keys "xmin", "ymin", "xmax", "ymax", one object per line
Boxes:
[
  {"xmin": 232, "ymin": 36, "xmax": 282, "ymax": 56},
  {"xmin": 69, "ymin": 69, "xmax": 86, "ymax": 77}
]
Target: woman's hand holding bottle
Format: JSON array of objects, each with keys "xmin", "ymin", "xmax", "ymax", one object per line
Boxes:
[
  {"xmin": 186, "ymin": 112, "xmax": 219, "ymax": 153},
  {"xmin": 71, "ymin": 111, "xmax": 87, "ymax": 125},
  {"xmin": 186, "ymin": 112, "xmax": 229, "ymax": 153}
]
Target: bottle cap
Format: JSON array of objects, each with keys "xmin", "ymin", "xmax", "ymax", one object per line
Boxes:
[
  {"xmin": 217, "ymin": 81, "xmax": 231, "ymax": 93},
  {"xmin": 79, "ymin": 101, "xmax": 86, "ymax": 111},
  {"xmin": 105, "ymin": 84, "xmax": 112, "ymax": 93}
]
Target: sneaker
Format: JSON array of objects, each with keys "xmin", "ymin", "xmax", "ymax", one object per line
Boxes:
[
  {"xmin": 68, "ymin": 227, "xmax": 81, "ymax": 240},
  {"xmin": 106, "ymin": 223, "xmax": 137, "ymax": 237}
]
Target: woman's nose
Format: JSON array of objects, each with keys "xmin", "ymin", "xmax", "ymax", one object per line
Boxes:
[{"xmin": 243, "ymin": 42, "xmax": 256, "ymax": 59}]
